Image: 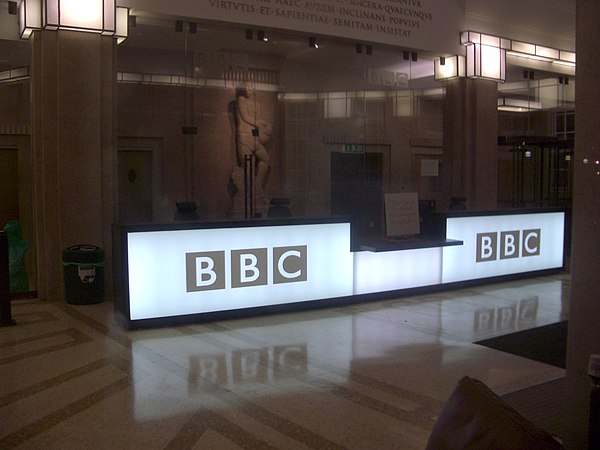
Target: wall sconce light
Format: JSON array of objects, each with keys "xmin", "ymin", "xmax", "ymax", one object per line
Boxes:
[
  {"xmin": 434, "ymin": 55, "xmax": 465, "ymax": 80},
  {"xmin": 559, "ymin": 76, "xmax": 569, "ymax": 85},
  {"xmin": 257, "ymin": 30, "xmax": 267, "ymax": 41},
  {"xmin": 309, "ymin": 37, "xmax": 318, "ymax": 48},
  {"xmin": 461, "ymin": 31, "xmax": 508, "ymax": 82},
  {"xmin": 523, "ymin": 70, "xmax": 535, "ymax": 80},
  {"xmin": 245, "ymin": 29, "xmax": 268, "ymax": 42},
  {"xmin": 356, "ymin": 44, "xmax": 372, "ymax": 55},
  {"xmin": 18, "ymin": 0, "xmax": 128, "ymax": 43}
]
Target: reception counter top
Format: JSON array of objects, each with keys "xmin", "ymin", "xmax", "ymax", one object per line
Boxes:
[
  {"xmin": 113, "ymin": 209, "xmax": 566, "ymax": 329},
  {"xmin": 357, "ymin": 237, "xmax": 463, "ymax": 252}
]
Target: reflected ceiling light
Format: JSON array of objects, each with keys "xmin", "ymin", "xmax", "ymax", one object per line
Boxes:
[
  {"xmin": 553, "ymin": 60, "xmax": 576, "ymax": 68},
  {"xmin": 461, "ymin": 31, "xmax": 508, "ymax": 82},
  {"xmin": 0, "ymin": 66, "xmax": 30, "ymax": 83},
  {"xmin": 497, "ymin": 97, "xmax": 542, "ymax": 112},
  {"xmin": 18, "ymin": 0, "xmax": 128, "ymax": 43},
  {"xmin": 434, "ymin": 55, "xmax": 465, "ymax": 80}
]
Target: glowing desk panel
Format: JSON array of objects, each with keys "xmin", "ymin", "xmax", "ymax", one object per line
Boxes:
[{"xmin": 114, "ymin": 210, "xmax": 565, "ymax": 328}]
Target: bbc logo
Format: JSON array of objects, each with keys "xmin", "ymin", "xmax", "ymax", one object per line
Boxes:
[
  {"xmin": 185, "ymin": 246, "xmax": 307, "ymax": 292},
  {"xmin": 476, "ymin": 229, "xmax": 541, "ymax": 262}
]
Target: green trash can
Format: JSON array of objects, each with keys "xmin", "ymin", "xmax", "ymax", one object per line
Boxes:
[
  {"xmin": 3, "ymin": 220, "xmax": 29, "ymax": 293},
  {"xmin": 62, "ymin": 245, "xmax": 104, "ymax": 305}
]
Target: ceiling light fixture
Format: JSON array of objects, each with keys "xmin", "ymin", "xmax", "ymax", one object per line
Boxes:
[
  {"xmin": 434, "ymin": 55, "xmax": 465, "ymax": 80},
  {"xmin": 18, "ymin": 0, "xmax": 129, "ymax": 43},
  {"xmin": 461, "ymin": 31, "xmax": 508, "ymax": 82},
  {"xmin": 507, "ymin": 40, "xmax": 576, "ymax": 67}
]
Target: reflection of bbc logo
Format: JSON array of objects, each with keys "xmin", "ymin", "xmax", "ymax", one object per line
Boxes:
[
  {"xmin": 185, "ymin": 246, "xmax": 307, "ymax": 292},
  {"xmin": 476, "ymin": 229, "xmax": 541, "ymax": 262}
]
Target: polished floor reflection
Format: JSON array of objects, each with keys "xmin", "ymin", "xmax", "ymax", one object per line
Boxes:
[{"xmin": 1, "ymin": 273, "xmax": 568, "ymax": 449}]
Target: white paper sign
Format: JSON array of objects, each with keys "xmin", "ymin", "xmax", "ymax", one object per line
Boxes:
[
  {"xmin": 420, "ymin": 159, "xmax": 439, "ymax": 176},
  {"xmin": 385, "ymin": 192, "xmax": 420, "ymax": 237}
]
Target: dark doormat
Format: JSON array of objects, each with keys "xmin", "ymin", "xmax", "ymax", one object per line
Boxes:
[
  {"xmin": 501, "ymin": 377, "xmax": 566, "ymax": 438},
  {"xmin": 475, "ymin": 321, "xmax": 568, "ymax": 368}
]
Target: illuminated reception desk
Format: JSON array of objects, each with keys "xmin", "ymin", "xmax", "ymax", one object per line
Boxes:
[{"xmin": 113, "ymin": 210, "xmax": 565, "ymax": 329}]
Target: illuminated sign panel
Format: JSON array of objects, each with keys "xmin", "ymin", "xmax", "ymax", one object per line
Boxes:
[
  {"xmin": 126, "ymin": 223, "xmax": 353, "ymax": 320},
  {"xmin": 117, "ymin": 211, "xmax": 564, "ymax": 328},
  {"xmin": 442, "ymin": 212, "xmax": 564, "ymax": 283},
  {"xmin": 353, "ymin": 247, "xmax": 442, "ymax": 295}
]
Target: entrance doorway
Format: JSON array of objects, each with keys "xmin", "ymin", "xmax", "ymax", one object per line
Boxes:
[
  {"xmin": 118, "ymin": 150, "xmax": 153, "ymax": 224},
  {"xmin": 330, "ymin": 152, "xmax": 384, "ymax": 238},
  {"xmin": 0, "ymin": 148, "xmax": 19, "ymax": 227}
]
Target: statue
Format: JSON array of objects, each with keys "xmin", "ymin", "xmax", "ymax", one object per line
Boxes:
[{"xmin": 233, "ymin": 83, "xmax": 271, "ymax": 216}]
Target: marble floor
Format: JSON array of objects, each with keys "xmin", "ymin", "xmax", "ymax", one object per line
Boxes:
[{"xmin": 0, "ymin": 273, "xmax": 568, "ymax": 449}]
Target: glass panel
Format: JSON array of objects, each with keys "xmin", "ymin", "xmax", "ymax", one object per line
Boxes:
[{"xmin": 113, "ymin": 18, "xmax": 445, "ymax": 228}]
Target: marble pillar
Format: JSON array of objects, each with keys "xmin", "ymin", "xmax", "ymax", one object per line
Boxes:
[
  {"xmin": 31, "ymin": 30, "xmax": 116, "ymax": 301},
  {"xmin": 443, "ymin": 77, "xmax": 499, "ymax": 211},
  {"xmin": 564, "ymin": 2, "xmax": 600, "ymax": 448}
]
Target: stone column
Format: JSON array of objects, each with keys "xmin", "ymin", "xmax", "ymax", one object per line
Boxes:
[
  {"xmin": 31, "ymin": 30, "xmax": 116, "ymax": 301},
  {"xmin": 442, "ymin": 77, "xmax": 499, "ymax": 211},
  {"xmin": 564, "ymin": 2, "xmax": 600, "ymax": 448}
]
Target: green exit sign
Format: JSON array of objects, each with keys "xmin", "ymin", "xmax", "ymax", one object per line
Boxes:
[{"xmin": 342, "ymin": 144, "xmax": 364, "ymax": 153}]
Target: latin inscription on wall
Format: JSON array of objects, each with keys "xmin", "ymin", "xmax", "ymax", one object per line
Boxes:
[{"xmin": 138, "ymin": 0, "xmax": 463, "ymax": 54}]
